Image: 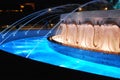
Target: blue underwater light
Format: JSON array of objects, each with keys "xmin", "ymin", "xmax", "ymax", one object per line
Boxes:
[{"xmin": 0, "ymin": 36, "xmax": 120, "ymax": 79}]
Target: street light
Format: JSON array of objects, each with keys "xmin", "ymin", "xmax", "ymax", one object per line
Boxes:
[
  {"xmin": 104, "ymin": 7, "xmax": 108, "ymax": 10},
  {"xmin": 20, "ymin": 5, "xmax": 24, "ymax": 9}
]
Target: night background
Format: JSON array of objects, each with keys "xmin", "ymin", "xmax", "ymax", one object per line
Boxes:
[
  {"xmin": 0, "ymin": 0, "xmax": 92, "ymax": 25},
  {"xmin": 0, "ymin": 0, "xmax": 119, "ymax": 79},
  {"xmin": 0, "ymin": 0, "xmax": 118, "ymax": 25}
]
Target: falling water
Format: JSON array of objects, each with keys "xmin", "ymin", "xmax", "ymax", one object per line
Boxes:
[{"xmin": 52, "ymin": 22, "xmax": 120, "ymax": 53}]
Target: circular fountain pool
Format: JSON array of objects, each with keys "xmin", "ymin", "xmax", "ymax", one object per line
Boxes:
[{"xmin": 0, "ymin": 35, "xmax": 120, "ymax": 79}]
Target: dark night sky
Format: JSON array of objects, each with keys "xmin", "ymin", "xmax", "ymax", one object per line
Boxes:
[
  {"xmin": 0, "ymin": 0, "xmax": 92, "ymax": 4},
  {"xmin": 0, "ymin": 0, "xmax": 92, "ymax": 10},
  {"xmin": 1, "ymin": 0, "xmax": 115, "ymax": 25},
  {"xmin": 0, "ymin": 0, "xmax": 118, "ymax": 11}
]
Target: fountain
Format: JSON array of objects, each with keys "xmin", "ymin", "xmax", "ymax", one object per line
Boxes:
[
  {"xmin": 0, "ymin": 0, "xmax": 120, "ymax": 79},
  {"xmin": 50, "ymin": 10, "xmax": 120, "ymax": 53},
  {"xmin": 48, "ymin": 10, "xmax": 120, "ymax": 68}
]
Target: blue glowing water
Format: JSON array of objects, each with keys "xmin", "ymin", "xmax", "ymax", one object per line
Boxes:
[{"xmin": 0, "ymin": 36, "xmax": 120, "ymax": 79}]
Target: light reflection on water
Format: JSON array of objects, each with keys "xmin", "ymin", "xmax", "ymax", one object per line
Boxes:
[{"xmin": 0, "ymin": 36, "xmax": 120, "ymax": 79}]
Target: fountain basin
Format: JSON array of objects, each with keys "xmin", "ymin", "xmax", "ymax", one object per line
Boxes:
[{"xmin": 48, "ymin": 36, "xmax": 120, "ymax": 68}]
